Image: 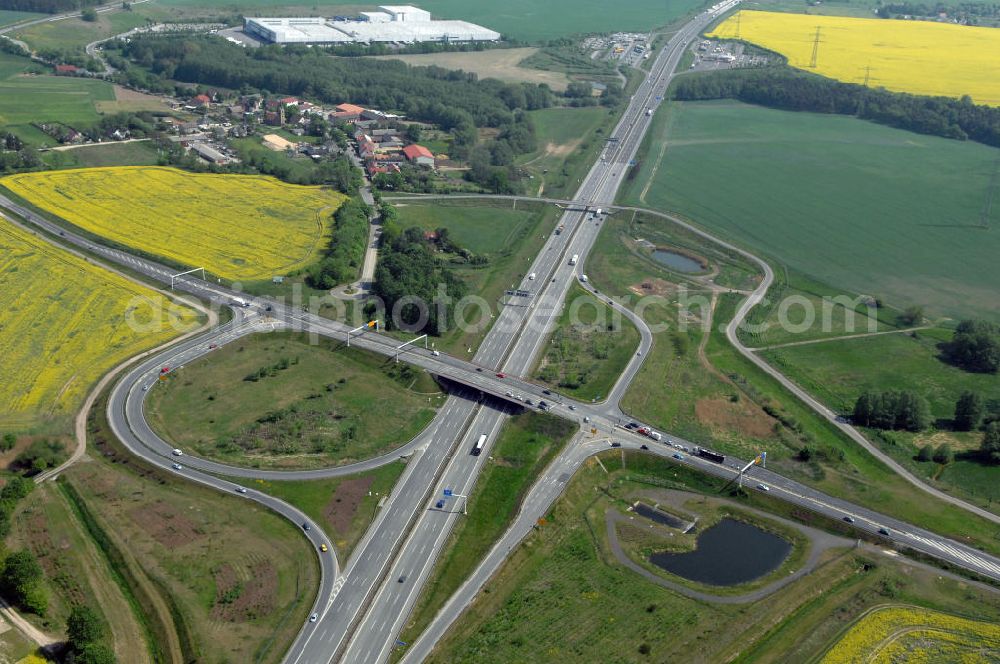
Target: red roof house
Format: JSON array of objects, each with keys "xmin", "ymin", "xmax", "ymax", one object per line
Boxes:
[{"xmin": 402, "ymin": 144, "xmax": 435, "ymax": 167}]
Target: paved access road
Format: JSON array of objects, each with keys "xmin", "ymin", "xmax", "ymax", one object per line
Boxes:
[{"xmin": 6, "ymin": 0, "xmax": 1000, "ymax": 660}]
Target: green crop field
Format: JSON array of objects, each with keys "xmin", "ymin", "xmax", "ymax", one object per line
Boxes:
[
  {"xmin": 620, "ymin": 100, "xmax": 1000, "ymax": 321},
  {"xmin": 146, "ymin": 331, "xmax": 443, "ymax": 469},
  {"xmin": 153, "ymin": 0, "xmax": 702, "ymax": 41}
]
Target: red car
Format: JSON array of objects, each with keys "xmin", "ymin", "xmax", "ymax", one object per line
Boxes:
[
  {"xmin": 496, "ymin": 372, "xmax": 506, "ymax": 378},
  {"xmin": 160, "ymin": 367, "xmax": 169, "ymax": 373}
]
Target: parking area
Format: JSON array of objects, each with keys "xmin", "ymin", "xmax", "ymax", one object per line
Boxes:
[{"xmin": 689, "ymin": 39, "xmax": 770, "ymax": 72}]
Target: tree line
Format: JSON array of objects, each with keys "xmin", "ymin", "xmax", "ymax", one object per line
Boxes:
[
  {"xmin": 306, "ymin": 197, "xmax": 371, "ymax": 290},
  {"xmin": 0, "ymin": 0, "xmax": 100, "ymax": 13},
  {"xmin": 672, "ymin": 66, "xmax": 1000, "ymax": 148}
]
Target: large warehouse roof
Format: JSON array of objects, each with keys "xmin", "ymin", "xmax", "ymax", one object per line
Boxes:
[
  {"xmin": 336, "ymin": 19, "xmax": 500, "ymax": 43},
  {"xmin": 244, "ymin": 18, "xmax": 355, "ymax": 43},
  {"xmin": 244, "ymin": 6, "xmax": 500, "ymax": 44}
]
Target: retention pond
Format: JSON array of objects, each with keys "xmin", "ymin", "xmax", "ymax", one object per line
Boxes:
[
  {"xmin": 649, "ymin": 518, "xmax": 791, "ymax": 586},
  {"xmin": 651, "ymin": 249, "xmax": 705, "ymax": 273}
]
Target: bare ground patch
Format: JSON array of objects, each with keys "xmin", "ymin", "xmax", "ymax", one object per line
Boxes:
[
  {"xmin": 695, "ymin": 398, "xmax": 776, "ymax": 439},
  {"xmin": 95, "ymin": 86, "xmax": 173, "ymax": 114},
  {"xmin": 628, "ymin": 278, "xmax": 676, "ymax": 298},
  {"xmin": 211, "ymin": 555, "xmax": 278, "ymax": 622},
  {"xmin": 325, "ymin": 475, "xmax": 375, "ymax": 534},
  {"xmin": 127, "ymin": 500, "xmax": 206, "ymax": 548},
  {"xmin": 372, "ymin": 48, "xmax": 571, "ymax": 91}
]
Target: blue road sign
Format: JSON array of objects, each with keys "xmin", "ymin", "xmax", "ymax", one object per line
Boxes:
[{"xmin": 443, "ymin": 488, "xmax": 453, "ymax": 496}]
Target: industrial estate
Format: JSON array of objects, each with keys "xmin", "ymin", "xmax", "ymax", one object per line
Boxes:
[
  {"xmin": 0, "ymin": 0, "xmax": 999, "ymax": 663},
  {"xmin": 244, "ymin": 6, "xmax": 501, "ymax": 45}
]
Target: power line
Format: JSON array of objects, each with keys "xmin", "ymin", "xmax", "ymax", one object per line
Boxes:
[
  {"xmin": 861, "ymin": 64, "xmax": 877, "ymax": 88},
  {"xmin": 809, "ymin": 26, "xmax": 822, "ymax": 68}
]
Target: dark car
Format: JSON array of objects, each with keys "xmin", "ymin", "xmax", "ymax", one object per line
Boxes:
[
  {"xmin": 878, "ymin": 527, "xmax": 891, "ymax": 537},
  {"xmin": 640, "ymin": 444, "xmax": 649, "ymax": 450},
  {"xmin": 435, "ymin": 500, "xmax": 445, "ymax": 509},
  {"xmin": 538, "ymin": 400, "xmax": 548, "ymax": 410},
  {"xmin": 542, "ymin": 389, "xmax": 552, "ymax": 395},
  {"xmin": 611, "ymin": 442, "xmax": 622, "ymax": 448},
  {"xmin": 398, "ymin": 575, "xmax": 406, "ymax": 583},
  {"xmin": 843, "ymin": 516, "xmax": 855, "ymax": 524},
  {"xmin": 626, "ymin": 422, "xmax": 639, "ymax": 430},
  {"xmin": 302, "ymin": 523, "xmax": 311, "ymax": 531},
  {"xmin": 525, "ymin": 398, "xmax": 534, "ymax": 406}
]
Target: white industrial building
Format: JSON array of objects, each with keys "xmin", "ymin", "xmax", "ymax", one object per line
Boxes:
[{"xmin": 244, "ymin": 5, "xmax": 500, "ymax": 45}]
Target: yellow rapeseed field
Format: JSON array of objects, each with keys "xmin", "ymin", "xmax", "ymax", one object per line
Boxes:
[
  {"xmin": 820, "ymin": 605, "xmax": 1000, "ymax": 663},
  {"xmin": 2, "ymin": 166, "xmax": 348, "ymax": 281},
  {"xmin": 709, "ymin": 11, "xmax": 1000, "ymax": 106},
  {"xmin": 0, "ymin": 217, "xmax": 199, "ymax": 427}
]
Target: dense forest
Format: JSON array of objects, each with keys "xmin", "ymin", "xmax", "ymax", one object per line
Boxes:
[
  {"xmin": 672, "ymin": 67, "xmax": 1000, "ymax": 148},
  {"xmin": 0, "ymin": 0, "xmax": 100, "ymax": 13},
  {"xmin": 371, "ymin": 202, "xmax": 468, "ymax": 335}
]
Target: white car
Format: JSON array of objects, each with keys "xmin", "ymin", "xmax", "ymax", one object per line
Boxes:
[
  {"xmin": 432, "ymin": 350, "xmax": 440, "ymax": 356},
  {"xmin": 171, "ymin": 463, "xmax": 183, "ymax": 471},
  {"xmin": 309, "ymin": 613, "xmax": 318, "ymax": 623},
  {"xmin": 756, "ymin": 484, "xmax": 770, "ymax": 492},
  {"xmin": 235, "ymin": 487, "xmax": 247, "ymax": 494},
  {"xmin": 171, "ymin": 449, "xmax": 183, "ymax": 457}
]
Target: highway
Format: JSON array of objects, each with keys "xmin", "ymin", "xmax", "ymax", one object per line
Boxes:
[{"xmin": 5, "ymin": 0, "xmax": 1000, "ymax": 660}]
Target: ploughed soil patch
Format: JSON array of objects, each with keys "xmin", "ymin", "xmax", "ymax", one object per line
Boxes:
[
  {"xmin": 211, "ymin": 555, "xmax": 278, "ymax": 622},
  {"xmin": 695, "ymin": 398, "xmax": 775, "ymax": 439},
  {"xmin": 629, "ymin": 278, "xmax": 676, "ymax": 299},
  {"xmin": 325, "ymin": 475, "xmax": 375, "ymax": 534},
  {"xmin": 128, "ymin": 500, "xmax": 206, "ymax": 548}
]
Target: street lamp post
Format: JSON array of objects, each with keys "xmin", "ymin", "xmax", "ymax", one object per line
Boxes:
[{"xmin": 443, "ymin": 488, "xmax": 468, "ymax": 516}]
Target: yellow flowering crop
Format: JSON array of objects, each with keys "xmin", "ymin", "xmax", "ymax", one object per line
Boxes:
[
  {"xmin": 0, "ymin": 217, "xmax": 198, "ymax": 425},
  {"xmin": 820, "ymin": 605, "xmax": 1000, "ymax": 663},
  {"xmin": 3, "ymin": 166, "xmax": 348, "ymax": 281},
  {"xmin": 709, "ymin": 11, "xmax": 1000, "ymax": 106}
]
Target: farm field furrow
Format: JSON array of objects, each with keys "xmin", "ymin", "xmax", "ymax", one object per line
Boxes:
[
  {"xmin": 0, "ymin": 216, "xmax": 198, "ymax": 428},
  {"xmin": 2, "ymin": 166, "xmax": 348, "ymax": 281},
  {"xmin": 709, "ymin": 11, "xmax": 1000, "ymax": 106}
]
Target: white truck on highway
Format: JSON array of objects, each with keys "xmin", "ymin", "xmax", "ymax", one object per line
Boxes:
[{"xmin": 569, "ymin": 254, "xmax": 578, "ymax": 266}]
